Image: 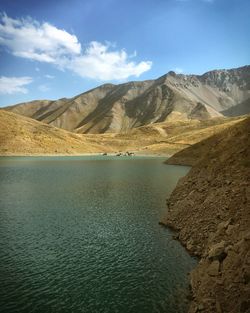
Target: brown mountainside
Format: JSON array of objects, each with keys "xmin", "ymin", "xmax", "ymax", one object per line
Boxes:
[
  {"xmin": 4, "ymin": 65, "xmax": 250, "ymax": 134},
  {"xmin": 0, "ymin": 110, "xmax": 105, "ymax": 155},
  {"xmin": 162, "ymin": 117, "xmax": 250, "ymax": 313},
  {"xmin": 0, "ymin": 109, "xmax": 246, "ymax": 156}
]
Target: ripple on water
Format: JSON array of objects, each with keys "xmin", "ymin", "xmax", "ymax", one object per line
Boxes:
[{"xmin": 0, "ymin": 157, "xmax": 196, "ymax": 313}]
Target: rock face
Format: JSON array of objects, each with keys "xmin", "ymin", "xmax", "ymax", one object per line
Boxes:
[
  {"xmin": 4, "ymin": 65, "xmax": 250, "ymax": 134},
  {"xmin": 222, "ymin": 98, "xmax": 250, "ymax": 117},
  {"xmin": 161, "ymin": 117, "xmax": 250, "ymax": 313}
]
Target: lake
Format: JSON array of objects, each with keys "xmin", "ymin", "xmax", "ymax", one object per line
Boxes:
[{"xmin": 0, "ymin": 156, "xmax": 196, "ymax": 313}]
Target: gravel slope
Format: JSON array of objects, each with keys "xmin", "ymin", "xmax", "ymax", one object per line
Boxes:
[{"xmin": 162, "ymin": 116, "xmax": 250, "ymax": 313}]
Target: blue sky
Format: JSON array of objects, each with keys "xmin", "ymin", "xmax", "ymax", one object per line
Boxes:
[{"xmin": 0, "ymin": 0, "xmax": 249, "ymax": 107}]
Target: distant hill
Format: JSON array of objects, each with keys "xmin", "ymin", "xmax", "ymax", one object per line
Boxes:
[
  {"xmin": 0, "ymin": 109, "xmax": 246, "ymax": 156},
  {"xmin": 0, "ymin": 110, "xmax": 105, "ymax": 155},
  {"xmin": 4, "ymin": 65, "xmax": 250, "ymax": 134}
]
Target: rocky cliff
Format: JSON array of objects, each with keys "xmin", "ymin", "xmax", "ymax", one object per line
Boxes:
[
  {"xmin": 161, "ymin": 117, "xmax": 250, "ymax": 313},
  {"xmin": 4, "ymin": 66, "xmax": 250, "ymax": 134}
]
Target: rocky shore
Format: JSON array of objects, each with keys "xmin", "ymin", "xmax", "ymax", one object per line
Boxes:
[{"xmin": 161, "ymin": 117, "xmax": 250, "ymax": 313}]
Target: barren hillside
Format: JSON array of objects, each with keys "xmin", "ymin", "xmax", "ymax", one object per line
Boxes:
[
  {"xmin": 0, "ymin": 110, "xmax": 106, "ymax": 155},
  {"xmin": 161, "ymin": 117, "xmax": 250, "ymax": 313},
  {"xmin": 4, "ymin": 65, "xmax": 250, "ymax": 134},
  {"xmin": 0, "ymin": 109, "xmax": 246, "ymax": 156}
]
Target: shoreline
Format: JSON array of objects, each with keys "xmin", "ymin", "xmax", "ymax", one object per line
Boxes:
[
  {"xmin": 160, "ymin": 117, "xmax": 250, "ymax": 313},
  {"xmin": 0, "ymin": 152, "xmax": 171, "ymax": 158}
]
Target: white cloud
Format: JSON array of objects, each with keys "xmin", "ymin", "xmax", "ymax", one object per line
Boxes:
[
  {"xmin": 0, "ymin": 13, "xmax": 81, "ymax": 63},
  {"xmin": 0, "ymin": 76, "xmax": 33, "ymax": 94},
  {"xmin": 0, "ymin": 13, "xmax": 152, "ymax": 81},
  {"xmin": 45, "ymin": 74, "xmax": 54, "ymax": 79},
  {"xmin": 174, "ymin": 67, "xmax": 184, "ymax": 74},
  {"xmin": 67, "ymin": 41, "xmax": 152, "ymax": 80}
]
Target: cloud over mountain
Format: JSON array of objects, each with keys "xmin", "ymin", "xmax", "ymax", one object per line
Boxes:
[
  {"xmin": 0, "ymin": 76, "xmax": 33, "ymax": 94},
  {"xmin": 0, "ymin": 13, "xmax": 152, "ymax": 81}
]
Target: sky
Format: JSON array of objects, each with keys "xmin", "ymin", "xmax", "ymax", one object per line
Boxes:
[{"xmin": 0, "ymin": 0, "xmax": 249, "ymax": 107}]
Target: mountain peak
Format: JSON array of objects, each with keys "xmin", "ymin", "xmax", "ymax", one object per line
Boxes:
[{"xmin": 4, "ymin": 65, "xmax": 250, "ymax": 134}]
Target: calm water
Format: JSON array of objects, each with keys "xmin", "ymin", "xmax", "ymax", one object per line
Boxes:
[{"xmin": 0, "ymin": 156, "xmax": 196, "ymax": 313}]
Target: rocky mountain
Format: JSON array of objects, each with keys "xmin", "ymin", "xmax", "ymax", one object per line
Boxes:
[
  {"xmin": 222, "ymin": 98, "xmax": 250, "ymax": 117},
  {"xmin": 161, "ymin": 116, "xmax": 250, "ymax": 313},
  {"xmin": 4, "ymin": 65, "xmax": 250, "ymax": 134}
]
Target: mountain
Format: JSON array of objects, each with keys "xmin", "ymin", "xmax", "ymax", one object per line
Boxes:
[
  {"xmin": 0, "ymin": 110, "xmax": 105, "ymax": 155},
  {"xmin": 4, "ymin": 65, "xmax": 250, "ymax": 134},
  {"xmin": 161, "ymin": 116, "xmax": 250, "ymax": 313},
  {"xmin": 222, "ymin": 97, "xmax": 250, "ymax": 117},
  {"xmin": 129, "ymin": 115, "xmax": 247, "ymax": 155},
  {"xmin": 0, "ymin": 109, "xmax": 245, "ymax": 156}
]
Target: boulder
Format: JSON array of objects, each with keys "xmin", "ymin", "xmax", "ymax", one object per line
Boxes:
[
  {"xmin": 217, "ymin": 219, "xmax": 232, "ymax": 233},
  {"xmin": 208, "ymin": 241, "xmax": 227, "ymax": 262}
]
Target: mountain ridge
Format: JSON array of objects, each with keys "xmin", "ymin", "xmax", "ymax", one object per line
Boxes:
[{"xmin": 3, "ymin": 65, "xmax": 250, "ymax": 134}]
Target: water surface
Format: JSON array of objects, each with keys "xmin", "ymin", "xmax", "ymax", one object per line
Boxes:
[{"xmin": 0, "ymin": 156, "xmax": 196, "ymax": 313}]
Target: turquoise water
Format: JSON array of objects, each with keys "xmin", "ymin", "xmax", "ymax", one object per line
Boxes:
[{"xmin": 0, "ymin": 156, "xmax": 196, "ymax": 313}]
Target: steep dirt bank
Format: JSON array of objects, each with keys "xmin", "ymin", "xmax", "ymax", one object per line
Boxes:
[{"xmin": 161, "ymin": 117, "xmax": 250, "ymax": 313}]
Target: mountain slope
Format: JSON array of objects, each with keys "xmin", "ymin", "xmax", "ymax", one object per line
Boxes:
[
  {"xmin": 0, "ymin": 110, "xmax": 106, "ymax": 155},
  {"xmin": 4, "ymin": 65, "xmax": 250, "ymax": 134},
  {"xmin": 222, "ymin": 98, "xmax": 250, "ymax": 117},
  {"xmin": 161, "ymin": 117, "xmax": 250, "ymax": 312},
  {"xmin": 128, "ymin": 116, "xmax": 247, "ymax": 155},
  {"xmin": 0, "ymin": 109, "xmax": 247, "ymax": 156}
]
